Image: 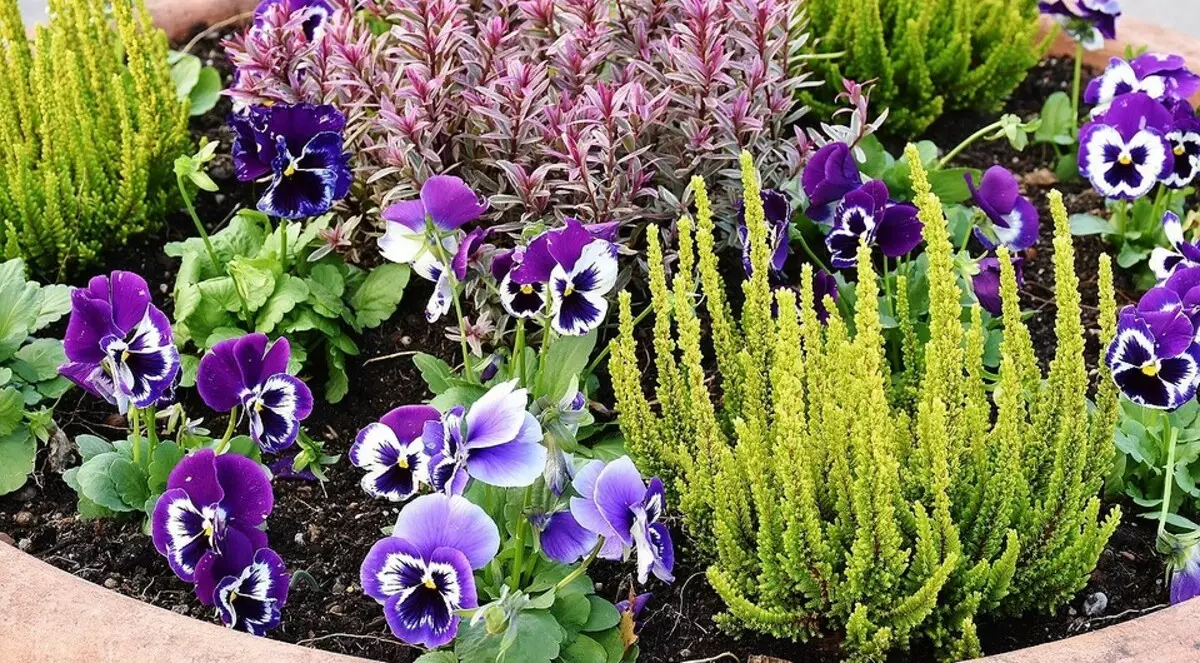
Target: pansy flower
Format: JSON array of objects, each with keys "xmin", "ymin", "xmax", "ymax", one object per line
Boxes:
[
  {"xmin": 570, "ymin": 456, "xmax": 674, "ymax": 584},
  {"xmin": 1086, "ymin": 53, "xmax": 1200, "ymax": 115},
  {"xmin": 421, "ymin": 379, "xmax": 547, "ymax": 495},
  {"xmin": 824, "ymin": 180, "xmax": 923, "ymax": 270},
  {"xmin": 1163, "ymin": 99, "xmax": 1200, "ymax": 189},
  {"xmin": 253, "ymin": 0, "xmax": 333, "ymax": 41},
  {"xmin": 59, "ymin": 271, "xmax": 180, "ymax": 413},
  {"xmin": 151, "ymin": 449, "xmax": 273, "ymax": 603},
  {"xmin": 617, "ymin": 592, "xmax": 652, "ymax": 633},
  {"xmin": 379, "ymin": 175, "xmax": 489, "ymax": 267},
  {"xmin": 966, "ymin": 166, "xmax": 1040, "ymax": 251},
  {"xmin": 1105, "ymin": 288, "xmax": 1200, "ymax": 410},
  {"xmin": 530, "ymin": 508, "xmax": 598, "ymax": 564},
  {"xmin": 802, "ymin": 142, "xmax": 862, "ymax": 223},
  {"xmin": 197, "ymin": 333, "xmax": 314, "ymax": 453},
  {"xmin": 360, "ymin": 494, "xmax": 500, "ymax": 648},
  {"xmin": 352, "ymin": 405, "xmax": 441, "ymax": 502},
  {"xmin": 1169, "ymin": 538, "xmax": 1200, "ymax": 605},
  {"xmin": 1150, "ymin": 212, "xmax": 1200, "ymax": 281},
  {"xmin": 1079, "ymin": 93, "xmax": 1173, "ymax": 200},
  {"xmin": 214, "ymin": 548, "xmax": 289, "ymax": 636},
  {"xmin": 1039, "ymin": 0, "xmax": 1120, "ymax": 50},
  {"xmin": 230, "ymin": 103, "xmax": 351, "ymax": 219},
  {"xmin": 971, "ymin": 254, "xmax": 1024, "ymax": 317},
  {"xmin": 736, "ymin": 189, "xmax": 792, "ymax": 278}
]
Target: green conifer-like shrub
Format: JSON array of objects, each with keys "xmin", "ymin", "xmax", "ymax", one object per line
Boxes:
[
  {"xmin": 804, "ymin": 0, "xmax": 1044, "ymax": 136},
  {"xmin": 610, "ymin": 148, "xmax": 1120, "ymax": 660},
  {"xmin": 0, "ymin": 0, "xmax": 189, "ymax": 275}
]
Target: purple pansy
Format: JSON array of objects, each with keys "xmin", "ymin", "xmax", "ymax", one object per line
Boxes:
[
  {"xmin": 59, "ymin": 271, "xmax": 180, "ymax": 413},
  {"xmin": 1150, "ymin": 212, "xmax": 1200, "ymax": 281},
  {"xmin": 230, "ymin": 103, "xmax": 351, "ymax": 219},
  {"xmin": 214, "ymin": 547, "xmax": 289, "ymax": 635},
  {"xmin": 736, "ymin": 189, "xmax": 792, "ymax": 278},
  {"xmin": 531, "ymin": 509, "xmax": 598, "ymax": 564},
  {"xmin": 617, "ymin": 592, "xmax": 652, "ymax": 632},
  {"xmin": 197, "ymin": 333, "xmax": 314, "ymax": 454},
  {"xmin": 1170, "ymin": 541, "xmax": 1200, "ymax": 605},
  {"xmin": 351, "ymin": 405, "xmax": 441, "ymax": 502},
  {"xmin": 802, "ymin": 142, "xmax": 862, "ymax": 223},
  {"xmin": 1086, "ymin": 53, "xmax": 1200, "ymax": 115},
  {"xmin": 1105, "ymin": 288, "xmax": 1200, "ymax": 410},
  {"xmin": 1164, "ymin": 99, "xmax": 1200, "ymax": 189},
  {"xmin": 421, "ymin": 380, "xmax": 547, "ymax": 495},
  {"xmin": 253, "ymin": 0, "xmax": 333, "ymax": 40},
  {"xmin": 824, "ymin": 180, "xmax": 923, "ymax": 270},
  {"xmin": 570, "ymin": 456, "xmax": 674, "ymax": 584},
  {"xmin": 811, "ymin": 268, "xmax": 840, "ymax": 324},
  {"xmin": 379, "ymin": 175, "xmax": 489, "ymax": 266},
  {"xmin": 1039, "ymin": 0, "xmax": 1120, "ymax": 50},
  {"xmin": 966, "ymin": 166, "xmax": 1040, "ymax": 251},
  {"xmin": 151, "ymin": 449, "xmax": 273, "ymax": 603},
  {"xmin": 1079, "ymin": 93, "xmax": 1173, "ymax": 200},
  {"xmin": 360, "ymin": 494, "xmax": 500, "ymax": 648},
  {"xmin": 972, "ymin": 254, "xmax": 1024, "ymax": 317}
]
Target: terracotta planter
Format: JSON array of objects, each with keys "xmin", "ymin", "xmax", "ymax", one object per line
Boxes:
[{"xmin": 146, "ymin": 0, "xmax": 259, "ymax": 42}]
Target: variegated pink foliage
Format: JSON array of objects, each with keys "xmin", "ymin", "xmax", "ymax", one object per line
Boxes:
[{"xmin": 226, "ymin": 0, "xmax": 814, "ymax": 234}]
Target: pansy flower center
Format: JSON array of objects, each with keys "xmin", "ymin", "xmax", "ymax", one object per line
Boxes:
[
  {"xmin": 1118, "ymin": 153, "xmax": 1133, "ymax": 166},
  {"xmin": 520, "ymin": 284, "xmax": 533, "ymax": 294},
  {"xmin": 397, "ymin": 455, "xmax": 410, "ymax": 469},
  {"xmin": 1176, "ymin": 145, "xmax": 1187, "ymax": 157},
  {"xmin": 1142, "ymin": 360, "xmax": 1161, "ymax": 377}
]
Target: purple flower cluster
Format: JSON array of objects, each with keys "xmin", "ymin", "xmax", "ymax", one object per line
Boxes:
[
  {"xmin": 1078, "ymin": 55, "xmax": 1200, "ymax": 200},
  {"xmin": 152, "ymin": 450, "xmax": 289, "ymax": 635},
  {"xmin": 966, "ymin": 166, "xmax": 1038, "ymax": 316},
  {"xmin": 1039, "ymin": 0, "xmax": 1121, "ymax": 50}
]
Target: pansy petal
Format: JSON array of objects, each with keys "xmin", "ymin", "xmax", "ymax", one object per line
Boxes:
[
  {"xmin": 194, "ymin": 525, "xmax": 265, "ymax": 606},
  {"xmin": 539, "ymin": 511, "xmax": 598, "ymax": 564},
  {"xmin": 592, "ymin": 457, "xmax": 647, "ymax": 546},
  {"xmin": 465, "ymin": 437, "xmax": 547, "ymax": 488},
  {"xmin": 463, "ymin": 380, "xmax": 528, "ymax": 450},
  {"xmin": 875, "ymin": 204, "xmax": 924, "ymax": 258},
  {"xmin": 381, "ymin": 200, "xmax": 428, "ymax": 233},
  {"xmin": 167, "ymin": 449, "xmax": 225, "ymax": 506},
  {"xmin": 214, "ymin": 452, "xmax": 274, "ymax": 527},
  {"xmin": 391, "ymin": 493, "xmax": 500, "ymax": 569},
  {"xmin": 107, "ymin": 271, "xmax": 153, "ymax": 335},
  {"xmin": 420, "ymin": 175, "xmax": 488, "ymax": 231},
  {"xmin": 360, "ymin": 536, "xmax": 426, "ymax": 602},
  {"xmin": 381, "ymin": 546, "xmax": 474, "ymax": 648},
  {"xmin": 197, "ymin": 339, "xmax": 247, "ymax": 412}
]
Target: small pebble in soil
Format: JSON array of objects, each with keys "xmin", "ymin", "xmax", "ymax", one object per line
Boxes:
[
  {"xmin": 172, "ymin": 604, "xmax": 189, "ymax": 616},
  {"xmin": 17, "ymin": 485, "xmax": 37, "ymax": 501},
  {"xmin": 17, "ymin": 538, "xmax": 31, "ymax": 551},
  {"xmin": 329, "ymin": 604, "xmax": 344, "ymax": 616},
  {"xmin": 13, "ymin": 511, "xmax": 34, "ymax": 526},
  {"xmin": 104, "ymin": 577, "xmax": 119, "ymax": 589},
  {"xmin": 307, "ymin": 523, "xmax": 321, "ymax": 542},
  {"xmin": 1084, "ymin": 592, "xmax": 1108, "ymax": 617},
  {"xmin": 332, "ymin": 579, "xmax": 346, "ymax": 594},
  {"xmin": 294, "ymin": 532, "xmax": 305, "ymax": 546},
  {"xmin": 346, "ymin": 583, "xmax": 359, "ymax": 594},
  {"xmin": 400, "ymin": 335, "xmax": 412, "ymax": 346}
]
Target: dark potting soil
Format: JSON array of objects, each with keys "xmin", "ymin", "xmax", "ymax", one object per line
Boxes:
[{"xmin": 0, "ymin": 36, "xmax": 1169, "ymax": 663}]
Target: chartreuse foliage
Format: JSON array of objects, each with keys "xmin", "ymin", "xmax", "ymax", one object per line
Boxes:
[
  {"xmin": 0, "ymin": 259, "xmax": 70, "ymax": 496},
  {"xmin": 165, "ymin": 210, "xmax": 411, "ymax": 403},
  {"xmin": 0, "ymin": 0, "xmax": 189, "ymax": 275},
  {"xmin": 804, "ymin": 0, "xmax": 1043, "ymax": 135},
  {"xmin": 610, "ymin": 150, "xmax": 1120, "ymax": 660}
]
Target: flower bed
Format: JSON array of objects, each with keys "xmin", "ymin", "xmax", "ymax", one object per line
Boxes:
[{"xmin": 3, "ymin": 1, "xmax": 1200, "ymax": 662}]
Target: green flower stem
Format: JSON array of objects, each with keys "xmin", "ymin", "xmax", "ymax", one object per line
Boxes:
[
  {"xmin": 514, "ymin": 319, "xmax": 527, "ymax": 388},
  {"xmin": 177, "ymin": 173, "xmax": 221, "ymax": 271},
  {"xmin": 794, "ymin": 231, "xmax": 832, "ymax": 276},
  {"xmin": 145, "ymin": 405, "xmax": 159, "ymax": 461},
  {"xmin": 1159, "ymin": 417, "xmax": 1179, "ymax": 542},
  {"xmin": 215, "ymin": 406, "xmax": 240, "ymax": 455},
  {"xmin": 553, "ymin": 538, "xmax": 604, "ymax": 593},
  {"xmin": 584, "ymin": 304, "xmax": 652, "ymax": 377},
  {"xmin": 1071, "ymin": 42, "xmax": 1084, "ymax": 134},
  {"xmin": 279, "ymin": 218, "xmax": 289, "ymax": 273},
  {"xmin": 936, "ymin": 118, "xmax": 1006, "ymax": 170},
  {"xmin": 509, "ymin": 485, "xmax": 534, "ymax": 588},
  {"xmin": 429, "ymin": 233, "xmax": 476, "ymax": 383},
  {"xmin": 537, "ymin": 324, "xmax": 554, "ymax": 388},
  {"xmin": 129, "ymin": 407, "xmax": 142, "ymax": 466}
]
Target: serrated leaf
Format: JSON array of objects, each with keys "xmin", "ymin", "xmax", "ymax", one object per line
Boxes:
[
  {"xmin": 413, "ymin": 352, "xmax": 453, "ymax": 393},
  {"xmin": 76, "ymin": 435, "xmax": 114, "ymax": 461},
  {"xmin": 109, "ymin": 457, "xmax": 149, "ymax": 512},
  {"xmin": 148, "ymin": 442, "xmax": 185, "ymax": 494},
  {"xmin": 34, "ymin": 284, "xmax": 71, "ymax": 330},
  {"xmin": 229, "ymin": 257, "xmax": 278, "ymax": 312},
  {"xmin": 325, "ymin": 345, "xmax": 349, "ymax": 403},
  {"xmin": 350, "ymin": 263, "xmax": 410, "ymax": 329},
  {"xmin": 456, "ymin": 608, "xmax": 565, "ymax": 663},
  {"xmin": 11, "ymin": 338, "xmax": 66, "ymax": 384},
  {"xmin": 0, "ymin": 428, "xmax": 34, "ymax": 495},
  {"xmin": 0, "ymin": 387, "xmax": 25, "ymax": 436},
  {"xmin": 76, "ymin": 452, "xmax": 137, "ymax": 512},
  {"xmin": 256, "ymin": 276, "xmax": 310, "ymax": 334},
  {"xmin": 306, "ymin": 264, "xmax": 347, "ymax": 319}
]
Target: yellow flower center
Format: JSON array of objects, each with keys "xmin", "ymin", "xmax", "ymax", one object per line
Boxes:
[
  {"xmin": 203, "ymin": 522, "xmax": 214, "ymax": 538},
  {"xmin": 520, "ymin": 284, "xmax": 533, "ymax": 294},
  {"xmin": 564, "ymin": 284, "xmax": 575, "ymax": 296},
  {"xmin": 397, "ymin": 456, "xmax": 409, "ymax": 469},
  {"xmin": 255, "ymin": 400, "xmax": 264, "ymax": 413},
  {"xmin": 284, "ymin": 163, "xmax": 297, "ymax": 177},
  {"xmin": 423, "ymin": 579, "xmax": 437, "ymax": 589},
  {"xmin": 1142, "ymin": 363, "xmax": 1159, "ymax": 377},
  {"xmin": 1119, "ymin": 154, "xmax": 1133, "ymax": 166},
  {"xmin": 121, "ymin": 349, "xmax": 130, "ymax": 362},
  {"xmin": 229, "ymin": 590, "xmax": 239, "ymax": 602},
  {"xmin": 1176, "ymin": 145, "xmax": 1187, "ymax": 156}
]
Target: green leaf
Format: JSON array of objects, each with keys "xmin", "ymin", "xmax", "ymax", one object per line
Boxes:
[
  {"xmin": 189, "ymin": 67, "xmax": 222, "ymax": 116},
  {"xmin": 256, "ymin": 276, "xmax": 310, "ymax": 334},
  {"xmin": 34, "ymin": 284, "xmax": 71, "ymax": 330},
  {"xmin": 414, "ymin": 353, "xmax": 454, "ymax": 394},
  {"xmin": 551, "ymin": 592, "xmax": 592, "ymax": 631},
  {"xmin": 228, "ymin": 257, "xmax": 278, "ymax": 312},
  {"xmin": 927, "ymin": 168, "xmax": 979, "ymax": 204},
  {"xmin": 11, "ymin": 338, "xmax": 66, "ymax": 384},
  {"xmin": 589, "ymin": 628, "xmax": 627, "ymax": 663},
  {"xmin": 413, "ymin": 653, "xmax": 458, "ymax": 663},
  {"xmin": 560, "ymin": 634, "xmax": 609, "ymax": 663},
  {"xmin": 1034, "ymin": 92, "xmax": 1075, "ymax": 145},
  {"xmin": 180, "ymin": 354, "xmax": 200, "ymax": 388},
  {"xmin": 581, "ymin": 596, "xmax": 621, "ymax": 632},
  {"xmin": 456, "ymin": 609, "xmax": 565, "ymax": 663},
  {"xmin": 306, "ymin": 264, "xmax": 347, "ymax": 319},
  {"xmin": 855, "ymin": 134, "xmax": 894, "ymax": 179},
  {"xmin": 169, "ymin": 52, "xmax": 202, "ymax": 100},
  {"xmin": 1069, "ymin": 213, "xmax": 1115, "ymax": 237},
  {"xmin": 431, "ymin": 385, "xmax": 488, "ymax": 411},
  {"xmin": 148, "ymin": 442, "xmax": 185, "ymax": 495},
  {"xmin": 0, "ymin": 387, "xmax": 25, "ymax": 436},
  {"xmin": 325, "ymin": 346, "xmax": 349, "ymax": 403},
  {"xmin": 76, "ymin": 434, "xmax": 114, "ymax": 461},
  {"xmin": 109, "ymin": 457, "xmax": 150, "ymax": 512},
  {"xmin": 537, "ymin": 331, "xmax": 598, "ymax": 401},
  {"xmin": 76, "ymin": 452, "xmax": 137, "ymax": 512},
  {"xmin": 0, "ymin": 428, "xmax": 34, "ymax": 495},
  {"xmin": 350, "ymin": 263, "xmax": 410, "ymax": 329},
  {"xmin": 1116, "ymin": 242, "xmax": 1151, "ymax": 268}
]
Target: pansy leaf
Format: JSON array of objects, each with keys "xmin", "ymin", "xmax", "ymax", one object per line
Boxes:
[
  {"xmin": 431, "ymin": 385, "xmax": 487, "ymax": 412},
  {"xmin": 147, "ymin": 441, "xmax": 185, "ymax": 495},
  {"xmin": 229, "ymin": 256, "xmax": 278, "ymax": 312},
  {"xmin": 180, "ymin": 354, "xmax": 199, "ymax": 388},
  {"xmin": 537, "ymin": 331, "xmax": 597, "ymax": 402},
  {"xmin": 109, "ymin": 456, "xmax": 149, "ymax": 511},
  {"xmin": 76, "ymin": 452, "xmax": 137, "ymax": 512},
  {"xmin": 589, "ymin": 628, "xmax": 626, "ymax": 663},
  {"xmin": 1068, "ymin": 214, "xmax": 1115, "ymax": 237},
  {"xmin": 76, "ymin": 434, "xmax": 114, "ymax": 461},
  {"xmin": 256, "ymin": 276, "xmax": 310, "ymax": 334},
  {"xmin": 456, "ymin": 608, "xmax": 565, "ymax": 663},
  {"xmin": 325, "ymin": 345, "xmax": 349, "ymax": 403},
  {"xmin": 306, "ymin": 264, "xmax": 347, "ymax": 319},
  {"xmin": 0, "ymin": 428, "xmax": 34, "ymax": 496},
  {"xmin": 551, "ymin": 587, "xmax": 592, "ymax": 630},
  {"xmin": 1116, "ymin": 243, "xmax": 1150, "ymax": 269},
  {"xmin": 927, "ymin": 168, "xmax": 979, "ymax": 204},
  {"xmin": 413, "ymin": 653, "xmax": 459, "ymax": 663},
  {"xmin": 1034, "ymin": 92, "xmax": 1075, "ymax": 145},
  {"xmin": 169, "ymin": 52, "xmax": 202, "ymax": 101},
  {"xmin": 33, "ymin": 284, "xmax": 71, "ymax": 331},
  {"xmin": 189, "ymin": 66, "xmax": 221, "ymax": 116},
  {"xmin": 349, "ymin": 263, "xmax": 410, "ymax": 329},
  {"xmin": 11, "ymin": 338, "xmax": 66, "ymax": 384},
  {"xmin": 413, "ymin": 352, "xmax": 454, "ymax": 394},
  {"xmin": 0, "ymin": 387, "xmax": 24, "ymax": 436},
  {"xmin": 581, "ymin": 596, "xmax": 621, "ymax": 632},
  {"xmin": 560, "ymin": 634, "xmax": 609, "ymax": 663}
]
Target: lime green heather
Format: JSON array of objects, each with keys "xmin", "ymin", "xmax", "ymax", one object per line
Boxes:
[
  {"xmin": 0, "ymin": 0, "xmax": 189, "ymax": 275},
  {"xmin": 804, "ymin": 0, "xmax": 1043, "ymax": 135},
  {"xmin": 610, "ymin": 148, "xmax": 1120, "ymax": 660}
]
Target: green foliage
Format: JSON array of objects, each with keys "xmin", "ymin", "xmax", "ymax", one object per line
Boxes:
[
  {"xmin": 0, "ymin": 0, "xmax": 189, "ymax": 275},
  {"xmin": 0, "ymin": 258, "xmax": 70, "ymax": 495},
  {"xmin": 804, "ymin": 0, "xmax": 1043, "ymax": 135},
  {"xmin": 165, "ymin": 210, "xmax": 411, "ymax": 402},
  {"xmin": 1069, "ymin": 193, "xmax": 1194, "ymax": 290},
  {"xmin": 610, "ymin": 150, "xmax": 1120, "ymax": 660},
  {"xmin": 168, "ymin": 51, "xmax": 222, "ymax": 117}
]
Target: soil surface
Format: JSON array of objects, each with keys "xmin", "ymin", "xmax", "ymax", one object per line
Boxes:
[{"xmin": 0, "ymin": 33, "xmax": 1170, "ymax": 663}]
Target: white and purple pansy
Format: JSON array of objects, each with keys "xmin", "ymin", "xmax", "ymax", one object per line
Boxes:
[
  {"xmin": 253, "ymin": 0, "xmax": 333, "ymax": 41},
  {"xmin": 1039, "ymin": 0, "xmax": 1120, "ymax": 50},
  {"xmin": 1086, "ymin": 53, "xmax": 1200, "ymax": 115},
  {"xmin": 1150, "ymin": 212, "xmax": 1200, "ymax": 281},
  {"xmin": 351, "ymin": 405, "xmax": 441, "ymax": 502},
  {"xmin": 378, "ymin": 175, "xmax": 489, "ymax": 267},
  {"xmin": 151, "ymin": 450, "xmax": 273, "ymax": 603},
  {"xmin": 802, "ymin": 141, "xmax": 862, "ymax": 223},
  {"xmin": 736, "ymin": 189, "xmax": 792, "ymax": 278},
  {"xmin": 1079, "ymin": 93, "xmax": 1173, "ymax": 200},
  {"xmin": 966, "ymin": 166, "xmax": 1040, "ymax": 252},
  {"xmin": 1170, "ymin": 539, "xmax": 1200, "ymax": 605},
  {"xmin": 570, "ymin": 456, "xmax": 674, "ymax": 584},
  {"xmin": 412, "ymin": 239, "xmax": 458, "ymax": 323},
  {"xmin": 1104, "ymin": 288, "xmax": 1200, "ymax": 410},
  {"xmin": 971, "ymin": 254, "xmax": 1024, "ymax": 317},
  {"xmin": 549, "ymin": 238, "xmax": 619, "ymax": 336},
  {"xmin": 197, "ymin": 333, "xmax": 314, "ymax": 454},
  {"xmin": 421, "ymin": 379, "xmax": 547, "ymax": 495},
  {"xmin": 214, "ymin": 547, "xmax": 290, "ymax": 635},
  {"xmin": 230, "ymin": 103, "xmax": 351, "ymax": 219},
  {"xmin": 59, "ymin": 271, "xmax": 180, "ymax": 413},
  {"xmin": 824, "ymin": 180, "xmax": 923, "ymax": 270},
  {"xmin": 360, "ymin": 494, "xmax": 500, "ymax": 648},
  {"xmin": 1163, "ymin": 99, "xmax": 1200, "ymax": 189}
]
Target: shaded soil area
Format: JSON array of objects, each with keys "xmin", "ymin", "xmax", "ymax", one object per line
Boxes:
[{"xmin": 0, "ymin": 37, "xmax": 1170, "ymax": 663}]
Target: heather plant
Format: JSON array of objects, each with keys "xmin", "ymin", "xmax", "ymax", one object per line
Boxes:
[
  {"xmin": 225, "ymin": 0, "xmax": 813, "ymax": 235},
  {"xmin": 0, "ymin": 0, "xmax": 189, "ymax": 275},
  {"xmin": 610, "ymin": 151, "xmax": 1119, "ymax": 660},
  {"xmin": 803, "ymin": 0, "xmax": 1044, "ymax": 136}
]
